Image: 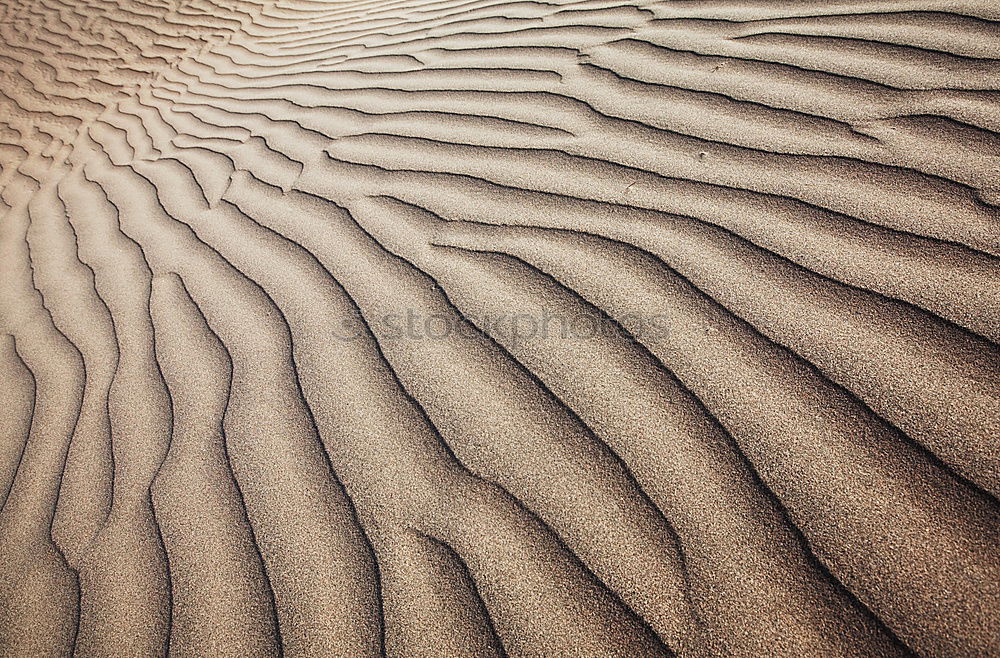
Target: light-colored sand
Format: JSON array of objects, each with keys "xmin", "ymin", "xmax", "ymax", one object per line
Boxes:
[{"xmin": 0, "ymin": 0, "xmax": 998, "ymax": 656}]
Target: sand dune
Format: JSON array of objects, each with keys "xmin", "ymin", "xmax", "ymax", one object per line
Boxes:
[{"xmin": 0, "ymin": 0, "xmax": 998, "ymax": 655}]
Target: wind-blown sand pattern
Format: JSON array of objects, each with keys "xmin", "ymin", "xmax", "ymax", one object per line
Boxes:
[{"xmin": 0, "ymin": 0, "xmax": 998, "ymax": 655}]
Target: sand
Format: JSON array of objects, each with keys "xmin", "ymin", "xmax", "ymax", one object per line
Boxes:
[{"xmin": 0, "ymin": 0, "xmax": 998, "ymax": 655}]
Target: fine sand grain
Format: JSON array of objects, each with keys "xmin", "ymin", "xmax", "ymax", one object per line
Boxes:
[{"xmin": 0, "ymin": 0, "xmax": 998, "ymax": 656}]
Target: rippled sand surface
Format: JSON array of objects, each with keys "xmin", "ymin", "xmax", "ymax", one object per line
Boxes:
[{"xmin": 1, "ymin": 0, "xmax": 998, "ymax": 655}]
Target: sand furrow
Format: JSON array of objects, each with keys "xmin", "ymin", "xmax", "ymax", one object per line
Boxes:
[
  {"xmin": 347, "ymin": 195, "xmax": 907, "ymax": 656},
  {"xmin": 220, "ymin": 170, "xmax": 672, "ymax": 656},
  {"xmin": 334, "ymin": 149, "xmax": 995, "ymax": 493},
  {"xmin": 84, "ymin": 154, "xmax": 383, "ymax": 656},
  {"xmin": 418, "ymin": 219, "xmax": 1000, "ymax": 655},
  {"xmin": 26, "ymin": 173, "xmax": 117, "ymax": 568},
  {"xmin": 0, "ymin": 334, "xmax": 34, "ymax": 514},
  {"xmin": 222, "ymin": 180, "xmax": 698, "ymax": 650},
  {"xmin": 374, "ymin": 530, "xmax": 508, "ymax": 658},
  {"xmin": 68, "ymin": 157, "xmax": 173, "ymax": 658},
  {"xmin": 356, "ymin": 157, "xmax": 998, "ymax": 342},
  {"xmin": 0, "ymin": 206, "xmax": 83, "ymax": 657},
  {"xmin": 148, "ymin": 273, "xmax": 280, "ymax": 658}
]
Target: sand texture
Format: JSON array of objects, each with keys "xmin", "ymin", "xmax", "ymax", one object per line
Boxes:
[{"xmin": 0, "ymin": 0, "xmax": 998, "ymax": 655}]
